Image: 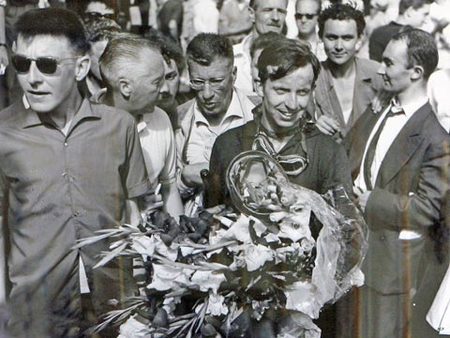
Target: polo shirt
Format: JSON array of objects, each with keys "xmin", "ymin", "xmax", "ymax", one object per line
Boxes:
[{"xmin": 0, "ymin": 99, "xmax": 150, "ymax": 337}]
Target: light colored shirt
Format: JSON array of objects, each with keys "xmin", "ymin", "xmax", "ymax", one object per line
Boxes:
[
  {"xmin": 355, "ymin": 96, "xmax": 428, "ymax": 192},
  {"xmin": 233, "ymin": 34, "xmax": 254, "ymax": 95},
  {"xmin": 137, "ymin": 107, "xmax": 177, "ymax": 187},
  {"xmin": 192, "ymin": 0, "xmax": 219, "ymax": 35},
  {"xmin": 428, "ymin": 69, "xmax": 450, "ymax": 132},
  {"xmin": 185, "ymin": 90, "xmax": 254, "ymax": 164}
]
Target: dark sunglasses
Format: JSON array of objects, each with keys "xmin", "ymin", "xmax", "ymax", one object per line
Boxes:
[
  {"xmin": 294, "ymin": 13, "xmax": 318, "ymax": 20},
  {"xmin": 12, "ymin": 55, "xmax": 77, "ymax": 75},
  {"xmin": 85, "ymin": 12, "xmax": 116, "ymax": 20}
]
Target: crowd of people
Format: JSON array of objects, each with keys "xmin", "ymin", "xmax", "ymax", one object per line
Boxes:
[{"xmin": 0, "ymin": 0, "xmax": 448, "ymax": 337}]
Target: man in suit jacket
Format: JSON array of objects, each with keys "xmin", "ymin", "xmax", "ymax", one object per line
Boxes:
[
  {"xmin": 345, "ymin": 28, "xmax": 450, "ymax": 338},
  {"xmin": 314, "ymin": 3, "xmax": 382, "ymax": 142}
]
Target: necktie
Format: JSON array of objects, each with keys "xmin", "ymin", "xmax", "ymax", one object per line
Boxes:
[{"xmin": 363, "ymin": 105, "xmax": 404, "ymax": 190}]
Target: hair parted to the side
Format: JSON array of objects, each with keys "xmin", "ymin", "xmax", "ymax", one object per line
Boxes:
[
  {"xmin": 99, "ymin": 34, "xmax": 161, "ymax": 88},
  {"xmin": 257, "ymin": 38, "xmax": 321, "ymax": 85},
  {"xmin": 398, "ymin": 0, "xmax": 433, "ymax": 15},
  {"xmin": 186, "ymin": 33, "xmax": 234, "ymax": 67},
  {"xmin": 15, "ymin": 8, "xmax": 90, "ymax": 55},
  {"xmin": 391, "ymin": 28, "xmax": 438, "ymax": 80},
  {"xmin": 318, "ymin": 2, "xmax": 365, "ymax": 38}
]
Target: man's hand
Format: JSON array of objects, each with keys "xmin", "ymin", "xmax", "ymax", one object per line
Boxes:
[
  {"xmin": 354, "ymin": 187, "xmax": 371, "ymax": 212},
  {"xmin": 315, "ymin": 115, "xmax": 341, "ymax": 136},
  {"xmin": 142, "ymin": 192, "xmax": 164, "ymax": 212},
  {"xmin": 181, "ymin": 162, "xmax": 209, "ymax": 187}
]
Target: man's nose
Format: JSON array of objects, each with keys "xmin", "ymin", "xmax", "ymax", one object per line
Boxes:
[
  {"xmin": 201, "ymin": 83, "xmax": 214, "ymax": 100},
  {"xmin": 377, "ymin": 63, "xmax": 386, "ymax": 75},
  {"xmin": 271, "ymin": 9, "xmax": 280, "ymax": 22},
  {"xmin": 159, "ymin": 80, "xmax": 169, "ymax": 93},
  {"xmin": 27, "ymin": 61, "xmax": 43, "ymax": 85},
  {"xmin": 285, "ymin": 93, "xmax": 299, "ymax": 110},
  {"xmin": 335, "ymin": 39, "xmax": 343, "ymax": 50}
]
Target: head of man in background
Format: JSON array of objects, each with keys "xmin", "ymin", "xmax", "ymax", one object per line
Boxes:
[
  {"xmin": 84, "ymin": 0, "xmax": 117, "ymax": 23},
  {"xmin": 398, "ymin": 0, "xmax": 432, "ymax": 28},
  {"xmin": 318, "ymin": 2, "xmax": 365, "ymax": 68},
  {"xmin": 249, "ymin": 0, "xmax": 288, "ymax": 36},
  {"xmin": 295, "ymin": 0, "xmax": 321, "ymax": 40},
  {"xmin": 149, "ymin": 34, "xmax": 185, "ymax": 128},
  {"xmin": 186, "ymin": 33, "xmax": 236, "ymax": 125},
  {"xmin": 100, "ymin": 36, "xmax": 164, "ymax": 116}
]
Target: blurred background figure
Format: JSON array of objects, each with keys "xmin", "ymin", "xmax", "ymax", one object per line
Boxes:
[
  {"xmin": 295, "ymin": 0, "xmax": 326, "ymax": 61},
  {"xmin": 218, "ymin": 0, "xmax": 252, "ymax": 44},
  {"xmin": 428, "ymin": 68, "xmax": 450, "ymax": 132},
  {"xmin": 233, "ymin": 0, "xmax": 288, "ymax": 95},
  {"xmin": 156, "ymin": 0, "xmax": 183, "ymax": 43}
]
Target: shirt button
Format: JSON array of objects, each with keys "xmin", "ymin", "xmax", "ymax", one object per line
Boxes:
[
  {"xmin": 73, "ymin": 211, "xmax": 80, "ymax": 217},
  {"xmin": 64, "ymin": 142, "xmax": 68, "ymax": 147},
  {"xmin": 62, "ymin": 172, "xmax": 67, "ymax": 177}
]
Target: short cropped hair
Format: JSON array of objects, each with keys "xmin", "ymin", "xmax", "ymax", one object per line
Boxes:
[
  {"xmin": 146, "ymin": 32, "xmax": 185, "ymax": 73},
  {"xmin": 318, "ymin": 3, "xmax": 365, "ymax": 38},
  {"xmin": 85, "ymin": 17, "xmax": 121, "ymax": 43},
  {"xmin": 257, "ymin": 38, "xmax": 320, "ymax": 85},
  {"xmin": 15, "ymin": 8, "xmax": 89, "ymax": 54},
  {"xmin": 391, "ymin": 28, "xmax": 438, "ymax": 80},
  {"xmin": 186, "ymin": 33, "xmax": 234, "ymax": 67},
  {"xmin": 399, "ymin": 0, "xmax": 433, "ymax": 16},
  {"xmin": 100, "ymin": 35, "xmax": 161, "ymax": 88},
  {"xmin": 250, "ymin": 32, "xmax": 285, "ymax": 59}
]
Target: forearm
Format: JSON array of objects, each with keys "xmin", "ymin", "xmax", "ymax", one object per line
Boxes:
[
  {"xmin": 128, "ymin": 198, "xmax": 143, "ymax": 226},
  {"xmin": 161, "ymin": 181, "xmax": 184, "ymax": 220}
]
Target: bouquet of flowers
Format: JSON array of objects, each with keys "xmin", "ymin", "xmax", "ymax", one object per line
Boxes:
[{"xmin": 78, "ymin": 151, "xmax": 367, "ymax": 338}]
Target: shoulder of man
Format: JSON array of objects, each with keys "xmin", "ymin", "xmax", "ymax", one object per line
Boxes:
[{"xmin": 90, "ymin": 102, "xmax": 136, "ymax": 126}]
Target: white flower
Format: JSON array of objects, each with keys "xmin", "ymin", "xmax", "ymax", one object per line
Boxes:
[
  {"xmin": 206, "ymin": 292, "xmax": 228, "ymax": 316},
  {"xmin": 278, "ymin": 207, "xmax": 313, "ymax": 242},
  {"xmin": 147, "ymin": 264, "xmax": 193, "ymax": 291},
  {"xmin": 131, "ymin": 235, "xmax": 157, "ymax": 257},
  {"xmin": 244, "ymin": 244, "xmax": 274, "ymax": 271},
  {"xmin": 284, "ymin": 281, "xmax": 321, "ymax": 319},
  {"xmin": 190, "ymin": 270, "xmax": 226, "ymax": 292}
]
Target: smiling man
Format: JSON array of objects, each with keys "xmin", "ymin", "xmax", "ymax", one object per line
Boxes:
[
  {"xmin": 0, "ymin": 8, "xmax": 150, "ymax": 337},
  {"xmin": 233, "ymin": 0, "xmax": 288, "ymax": 94},
  {"xmin": 346, "ymin": 28, "xmax": 449, "ymax": 338},
  {"xmin": 176, "ymin": 33, "xmax": 255, "ymax": 214},
  {"xmin": 207, "ymin": 38, "xmax": 352, "ymax": 212},
  {"xmin": 314, "ymin": 3, "xmax": 382, "ymax": 142}
]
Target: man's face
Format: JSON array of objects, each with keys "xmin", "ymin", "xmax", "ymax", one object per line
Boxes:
[
  {"xmin": 295, "ymin": 0, "xmax": 320, "ymax": 37},
  {"xmin": 130, "ymin": 49, "xmax": 165, "ymax": 114},
  {"xmin": 157, "ymin": 59, "xmax": 180, "ymax": 111},
  {"xmin": 252, "ymin": 0, "xmax": 288, "ymax": 35},
  {"xmin": 322, "ymin": 19, "xmax": 361, "ymax": 66},
  {"xmin": 85, "ymin": 1, "xmax": 115, "ymax": 19},
  {"xmin": 378, "ymin": 39, "xmax": 413, "ymax": 94},
  {"xmin": 15, "ymin": 34, "xmax": 82, "ymax": 114},
  {"xmin": 405, "ymin": 4, "xmax": 430, "ymax": 28},
  {"xmin": 261, "ymin": 64, "xmax": 314, "ymax": 134},
  {"xmin": 188, "ymin": 57, "xmax": 235, "ymax": 119}
]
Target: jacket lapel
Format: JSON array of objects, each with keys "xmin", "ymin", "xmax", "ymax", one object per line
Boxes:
[{"xmin": 375, "ymin": 103, "xmax": 430, "ymax": 187}]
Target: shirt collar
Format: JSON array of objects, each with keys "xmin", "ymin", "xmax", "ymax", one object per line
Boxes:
[
  {"xmin": 192, "ymin": 88, "xmax": 244, "ymax": 126},
  {"xmin": 393, "ymin": 95, "xmax": 428, "ymax": 118},
  {"xmin": 20, "ymin": 95, "xmax": 101, "ymax": 129},
  {"xmin": 137, "ymin": 111, "xmax": 155, "ymax": 133}
]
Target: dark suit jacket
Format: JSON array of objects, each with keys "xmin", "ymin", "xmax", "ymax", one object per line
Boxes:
[
  {"xmin": 345, "ymin": 102, "xmax": 450, "ymax": 294},
  {"xmin": 314, "ymin": 58, "xmax": 382, "ymax": 137}
]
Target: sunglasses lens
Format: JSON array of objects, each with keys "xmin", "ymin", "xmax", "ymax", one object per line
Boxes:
[
  {"xmin": 36, "ymin": 58, "xmax": 58, "ymax": 74},
  {"xmin": 12, "ymin": 55, "xmax": 31, "ymax": 73}
]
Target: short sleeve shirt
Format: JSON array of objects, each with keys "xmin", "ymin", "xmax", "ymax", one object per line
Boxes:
[
  {"xmin": 137, "ymin": 107, "xmax": 177, "ymax": 187},
  {"xmin": 0, "ymin": 99, "xmax": 150, "ymax": 336}
]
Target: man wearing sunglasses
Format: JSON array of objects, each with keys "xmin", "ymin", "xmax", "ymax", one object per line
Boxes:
[
  {"xmin": 206, "ymin": 38, "xmax": 352, "ymax": 211},
  {"xmin": 176, "ymin": 33, "xmax": 255, "ymax": 215},
  {"xmin": 313, "ymin": 3, "xmax": 382, "ymax": 142},
  {"xmin": 84, "ymin": 0, "xmax": 117, "ymax": 23},
  {"xmin": 295, "ymin": 0, "xmax": 326, "ymax": 61},
  {"xmin": 0, "ymin": 8, "xmax": 150, "ymax": 337}
]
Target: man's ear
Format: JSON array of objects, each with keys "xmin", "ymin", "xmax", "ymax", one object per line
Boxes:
[
  {"xmin": 75, "ymin": 55, "xmax": 91, "ymax": 81},
  {"xmin": 232, "ymin": 66, "xmax": 237, "ymax": 85},
  {"xmin": 249, "ymin": 5, "xmax": 255, "ymax": 24},
  {"xmin": 411, "ymin": 64, "xmax": 424, "ymax": 81},
  {"xmin": 118, "ymin": 78, "xmax": 132, "ymax": 98},
  {"xmin": 256, "ymin": 79, "xmax": 264, "ymax": 97},
  {"xmin": 355, "ymin": 34, "xmax": 364, "ymax": 52}
]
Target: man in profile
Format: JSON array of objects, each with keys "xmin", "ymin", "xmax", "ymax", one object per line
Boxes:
[{"xmin": 0, "ymin": 8, "xmax": 150, "ymax": 337}]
